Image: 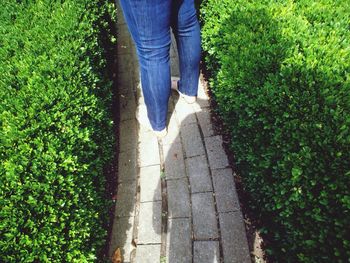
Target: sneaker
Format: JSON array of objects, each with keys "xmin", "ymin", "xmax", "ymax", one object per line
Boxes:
[
  {"xmin": 171, "ymin": 77, "xmax": 196, "ymax": 104},
  {"xmin": 136, "ymin": 104, "xmax": 168, "ymax": 138},
  {"xmin": 153, "ymin": 128, "xmax": 167, "ymax": 138}
]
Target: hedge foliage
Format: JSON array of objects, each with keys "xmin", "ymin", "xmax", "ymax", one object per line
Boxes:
[
  {"xmin": 0, "ymin": 0, "xmax": 117, "ymax": 261},
  {"xmin": 201, "ymin": 0, "xmax": 350, "ymax": 262}
]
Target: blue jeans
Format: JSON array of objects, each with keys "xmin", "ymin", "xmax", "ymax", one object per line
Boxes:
[{"xmin": 120, "ymin": 0, "xmax": 201, "ymax": 131}]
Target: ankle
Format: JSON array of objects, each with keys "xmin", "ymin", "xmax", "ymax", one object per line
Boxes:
[{"xmin": 170, "ymin": 77, "xmax": 196, "ymax": 104}]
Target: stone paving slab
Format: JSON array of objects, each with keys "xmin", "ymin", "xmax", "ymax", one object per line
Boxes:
[
  {"xmin": 117, "ymin": 52, "xmax": 134, "ymax": 76},
  {"xmin": 196, "ymin": 108, "xmax": 215, "ymax": 137},
  {"xmin": 117, "ymin": 39, "xmax": 132, "ymax": 55},
  {"xmin": 167, "ymin": 178, "xmax": 191, "ymax": 218},
  {"xmin": 109, "ymin": 216, "xmax": 135, "ymax": 261},
  {"xmin": 135, "ymin": 245, "xmax": 161, "ymax": 263},
  {"xmin": 116, "ymin": 5, "xmax": 126, "ymax": 24},
  {"xmin": 193, "ymin": 241, "xmax": 220, "ymax": 263},
  {"xmin": 166, "ymin": 218, "xmax": 192, "ymax": 263},
  {"xmin": 119, "ymin": 89, "xmax": 135, "ymax": 104},
  {"xmin": 181, "ymin": 123, "xmax": 205, "ymax": 158},
  {"xmin": 120, "ymin": 92, "xmax": 137, "ymax": 121},
  {"xmin": 192, "ymin": 192, "xmax": 219, "ymax": 239},
  {"xmin": 204, "ymin": 135, "xmax": 229, "ymax": 170},
  {"xmin": 115, "ymin": 180, "xmax": 136, "ymax": 217},
  {"xmin": 117, "ymin": 149, "xmax": 137, "ymax": 183},
  {"xmin": 119, "ymin": 119, "xmax": 137, "ymax": 153},
  {"xmin": 138, "ymin": 201, "xmax": 162, "ymax": 244},
  {"xmin": 185, "ymin": 155, "xmax": 213, "ymax": 193},
  {"xmin": 117, "ymin": 69, "xmax": 135, "ymax": 94},
  {"xmin": 163, "ymin": 142, "xmax": 186, "ymax": 180},
  {"xmin": 219, "ymin": 212, "xmax": 251, "ymax": 263},
  {"xmin": 140, "ymin": 165, "xmax": 161, "ymax": 202},
  {"xmin": 138, "ymin": 130, "xmax": 160, "ymax": 167},
  {"xmin": 212, "ymin": 168, "xmax": 240, "ymax": 213}
]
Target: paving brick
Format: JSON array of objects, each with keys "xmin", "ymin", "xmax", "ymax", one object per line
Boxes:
[
  {"xmin": 186, "ymin": 155, "xmax": 212, "ymax": 193},
  {"xmin": 140, "ymin": 165, "xmax": 161, "ymax": 202},
  {"xmin": 119, "ymin": 119, "xmax": 138, "ymax": 153},
  {"xmin": 212, "ymin": 168, "xmax": 240, "ymax": 213},
  {"xmin": 109, "ymin": 216, "xmax": 135, "ymax": 261},
  {"xmin": 166, "ymin": 218, "xmax": 192, "ymax": 263},
  {"xmin": 138, "ymin": 130, "xmax": 160, "ymax": 167},
  {"xmin": 196, "ymin": 108, "xmax": 214, "ymax": 137},
  {"xmin": 180, "ymin": 123, "xmax": 205, "ymax": 158},
  {"xmin": 193, "ymin": 241, "xmax": 220, "ymax": 263},
  {"xmin": 163, "ymin": 142, "xmax": 186, "ymax": 180},
  {"xmin": 118, "ymin": 149, "xmax": 137, "ymax": 182},
  {"xmin": 167, "ymin": 179, "xmax": 191, "ymax": 218},
  {"xmin": 138, "ymin": 201, "xmax": 162, "ymax": 244},
  {"xmin": 204, "ymin": 135, "xmax": 229, "ymax": 170},
  {"xmin": 219, "ymin": 212, "xmax": 251, "ymax": 263},
  {"xmin": 191, "ymin": 192, "xmax": 218, "ymax": 239},
  {"xmin": 174, "ymin": 97, "xmax": 197, "ymax": 126},
  {"xmin": 115, "ymin": 180, "xmax": 137, "ymax": 217},
  {"xmin": 135, "ymin": 245, "xmax": 161, "ymax": 263}
]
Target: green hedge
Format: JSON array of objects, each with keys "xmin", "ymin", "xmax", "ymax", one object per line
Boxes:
[
  {"xmin": 201, "ymin": 0, "xmax": 349, "ymax": 262},
  {"xmin": 0, "ymin": 0, "xmax": 116, "ymax": 261}
]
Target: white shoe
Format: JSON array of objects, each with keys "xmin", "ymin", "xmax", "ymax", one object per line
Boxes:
[
  {"xmin": 171, "ymin": 77, "xmax": 196, "ymax": 104},
  {"xmin": 136, "ymin": 104, "xmax": 168, "ymax": 138},
  {"xmin": 153, "ymin": 128, "xmax": 167, "ymax": 138}
]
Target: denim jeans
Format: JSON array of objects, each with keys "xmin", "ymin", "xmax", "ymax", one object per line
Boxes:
[{"xmin": 120, "ymin": 0, "xmax": 201, "ymax": 131}]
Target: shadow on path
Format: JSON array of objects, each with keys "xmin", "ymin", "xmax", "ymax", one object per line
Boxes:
[{"xmin": 108, "ymin": 1, "xmax": 251, "ymax": 262}]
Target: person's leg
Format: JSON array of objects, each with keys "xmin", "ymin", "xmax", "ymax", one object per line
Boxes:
[
  {"xmin": 119, "ymin": 0, "xmax": 172, "ymax": 131},
  {"xmin": 171, "ymin": 0, "xmax": 201, "ymax": 97}
]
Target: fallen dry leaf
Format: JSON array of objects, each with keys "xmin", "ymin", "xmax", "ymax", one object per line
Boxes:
[{"xmin": 112, "ymin": 248, "xmax": 122, "ymax": 263}]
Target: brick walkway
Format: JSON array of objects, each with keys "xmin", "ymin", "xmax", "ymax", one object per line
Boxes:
[{"xmin": 109, "ymin": 3, "xmax": 251, "ymax": 263}]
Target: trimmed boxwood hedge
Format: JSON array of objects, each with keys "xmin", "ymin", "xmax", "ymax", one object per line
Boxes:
[
  {"xmin": 201, "ymin": 0, "xmax": 349, "ymax": 262},
  {"xmin": 0, "ymin": 0, "xmax": 116, "ymax": 261}
]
